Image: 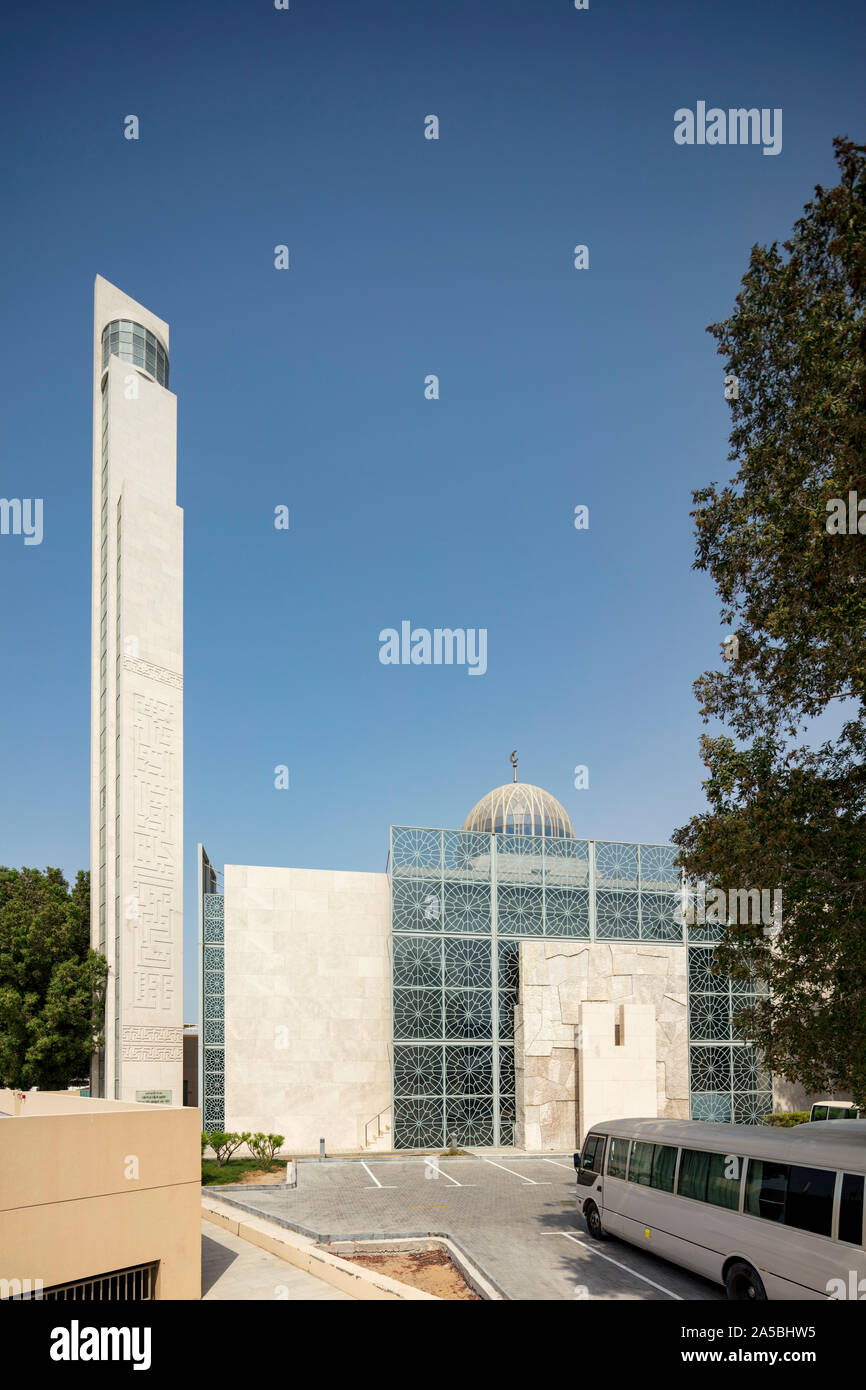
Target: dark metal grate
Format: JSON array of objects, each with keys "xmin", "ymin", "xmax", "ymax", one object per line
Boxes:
[{"xmin": 2, "ymin": 1262, "xmax": 158, "ymax": 1301}]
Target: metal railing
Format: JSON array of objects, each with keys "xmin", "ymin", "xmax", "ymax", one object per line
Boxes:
[
  {"xmin": 4, "ymin": 1262, "xmax": 160, "ymax": 1301},
  {"xmin": 364, "ymin": 1106, "xmax": 392, "ymax": 1149}
]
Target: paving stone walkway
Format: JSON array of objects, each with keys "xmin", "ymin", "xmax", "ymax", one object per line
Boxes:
[{"xmin": 201, "ymin": 1220, "xmax": 355, "ymax": 1300}]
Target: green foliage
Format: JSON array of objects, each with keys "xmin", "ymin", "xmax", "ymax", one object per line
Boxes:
[
  {"xmin": 247, "ymin": 1132, "xmax": 284, "ymax": 1167},
  {"xmin": 201, "ymin": 1131, "xmax": 284, "ymax": 1177},
  {"xmin": 201, "ymin": 1157, "xmax": 283, "ymax": 1186},
  {"xmin": 674, "ymin": 139, "xmax": 866, "ymax": 1108},
  {"xmin": 692, "ymin": 137, "xmax": 866, "ymax": 741},
  {"xmin": 0, "ymin": 867, "xmax": 107, "ymax": 1089},
  {"xmin": 203, "ymin": 1130, "xmax": 250, "ymax": 1166},
  {"xmin": 762, "ymin": 1112, "xmax": 809, "ymax": 1128}
]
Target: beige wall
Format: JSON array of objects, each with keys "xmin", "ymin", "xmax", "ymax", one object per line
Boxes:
[
  {"xmin": 224, "ymin": 864, "xmax": 391, "ymax": 1152},
  {"xmin": 514, "ymin": 940, "xmax": 689, "ymax": 1150},
  {"xmin": 0, "ymin": 1091, "xmax": 200, "ymax": 1300},
  {"xmin": 578, "ymin": 1001, "xmax": 658, "ymax": 1141}
]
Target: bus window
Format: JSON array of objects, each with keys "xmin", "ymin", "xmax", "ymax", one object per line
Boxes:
[
  {"xmin": 745, "ymin": 1160, "xmax": 787, "ymax": 1223},
  {"xmin": 606, "ymin": 1137, "xmax": 629, "ymax": 1179},
  {"xmin": 650, "ymin": 1144, "xmax": 677, "ymax": 1194},
  {"xmin": 582, "ymin": 1135, "xmax": 603, "ymax": 1171},
  {"xmin": 577, "ymin": 1134, "xmax": 604, "ymax": 1188},
  {"xmin": 678, "ymin": 1149, "xmax": 741, "ymax": 1209},
  {"xmin": 839, "ymin": 1174, "xmax": 865, "ymax": 1246},
  {"xmin": 628, "ymin": 1141, "xmax": 677, "ymax": 1192},
  {"xmin": 811, "ymin": 1105, "xmax": 829, "ymax": 1122},
  {"xmin": 745, "ymin": 1161, "xmax": 835, "ymax": 1237},
  {"xmin": 627, "ymin": 1141, "xmax": 653, "ymax": 1185},
  {"xmin": 786, "ymin": 1165, "xmax": 835, "ymax": 1236}
]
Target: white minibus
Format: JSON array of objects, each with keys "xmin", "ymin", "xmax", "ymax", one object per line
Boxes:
[
  {"xmin": 574, "ymin": 1117, "xmax": 866, "ymax": 1300},
  {"xmin": 810, "ymin": 1101, "xmax": 861, "ymax": 1122}
]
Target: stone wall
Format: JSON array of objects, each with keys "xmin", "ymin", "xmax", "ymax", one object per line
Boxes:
[
  {"xmin": 513, "ymin": 940, "xmax": 689, "ymax": 1150},
  {"xmin": 224, "ymin": 864, "xmax": 391, "ymax": 1153}
]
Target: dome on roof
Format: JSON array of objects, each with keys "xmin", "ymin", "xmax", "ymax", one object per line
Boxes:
[{"xmin": 462, "ymin": 782, "xmax": 575, "ymax": 839}]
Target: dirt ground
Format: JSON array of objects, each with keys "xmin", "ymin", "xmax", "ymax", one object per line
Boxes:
[
  {"xmin": 236, "ymin": 1166, "xmax": 284, "ymax": 1185},
  {"xmin": 342, "ymin": 1249, "xmax": 479, "ymax": 1300}
]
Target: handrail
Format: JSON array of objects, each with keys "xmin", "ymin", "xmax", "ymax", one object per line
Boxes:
[{"xmin": 364, "ymin": 1105, "xmax": 392, "ymax": 1148}]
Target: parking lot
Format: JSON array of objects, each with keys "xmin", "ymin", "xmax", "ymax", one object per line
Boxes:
[{"xmin": 217, "ymin": 1154, "xmax": 725, "ymax": 1301}]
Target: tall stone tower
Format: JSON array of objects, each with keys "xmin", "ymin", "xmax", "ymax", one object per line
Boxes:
[{"xmin": 90, "ymin": 276, "xmax": 183, "ymax": 1102}]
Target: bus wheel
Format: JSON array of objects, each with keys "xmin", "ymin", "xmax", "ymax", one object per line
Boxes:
[
  {"xmin": 725, "ymin": 1261, "xmax": 767, "ymax": 1301},
  {"xmin": 584, "ymin": 1202, "xmax": 605, "ymax": 1240}
]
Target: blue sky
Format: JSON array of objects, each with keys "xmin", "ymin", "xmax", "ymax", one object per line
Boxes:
[{"xmin": 0, "ymin": 0, "xmax": 863, "ymax": 1020}]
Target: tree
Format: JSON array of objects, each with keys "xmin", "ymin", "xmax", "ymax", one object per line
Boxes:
[
  {"xmin": 673, "ymin": 138, "xmax": 866, "ymax": 1107},
  {"xmin": 0, "ymin": 867, "xmax": 108, "ymax": 1089}
]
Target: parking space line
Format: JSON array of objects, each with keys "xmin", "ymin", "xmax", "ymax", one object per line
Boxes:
[
  {"xmin": 544, "ymin": 1231, "xmax": 683, "ymax": 1300},
  {"xmin": 542, "ymin": 1159, "xmax": 575, "ymax": 1170},
  {"xmin": 481, "ymin": 1158, "xmax": 550, "ymax": 1185},
  {"xmin": 360, "ymin": 1161, "xmax": 397, "ymax": 1189}
]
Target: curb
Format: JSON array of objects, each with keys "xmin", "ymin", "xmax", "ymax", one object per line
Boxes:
[
  {"xmin": 202, "ymin": 1196, "xmax": 439, "ymax": 1301},
  {"xmin": 201, "ymin": 1189, "xmax": 509, "ymax": 1300}
]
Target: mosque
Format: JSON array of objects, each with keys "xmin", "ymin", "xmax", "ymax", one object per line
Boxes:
[
  {"xmin": 199, "ymin": 759, "xmax": 774, "ymax": 1153},
  {"xmin": 86, "ymin": 277, "xmax": 773, "ymax": 1151}
]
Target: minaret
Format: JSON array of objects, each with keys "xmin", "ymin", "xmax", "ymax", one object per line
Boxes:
[{"xmin": 90, "ymin": 276, "xmax": 183, "ymax": 1102}]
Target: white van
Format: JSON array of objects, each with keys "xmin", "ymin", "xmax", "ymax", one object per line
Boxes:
[{"xmin": 810, "ymin": 1101, "xmax": 861, "ymax": 1121}]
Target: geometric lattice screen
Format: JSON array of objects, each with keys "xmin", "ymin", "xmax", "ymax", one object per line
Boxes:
[
  {"xmin": 686, "ymin": 926, "xmax": 773, "ymax": 1124},
  {"xmin": 199, "ymin": 830, "xmax": 773, "ymax": 1147},
  {"xmin": 201, "ymin": 893, "xmax": 225, "ymax": 1131},
  {"xmin": 390, "ymin": 827, "xmax": 597, "ymax": 1148},
  {"xmin": 390, "ymin": 826, "xmax": 773, "ymax": 1149}
]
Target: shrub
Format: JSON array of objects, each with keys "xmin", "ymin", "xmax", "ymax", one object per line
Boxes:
[
  {"xmin": 248, "ymin": 1132, "xmax": 285, "ymax": 1167},
  {"xmin": 762, "ymin": 1112, "xmax": 809, "ymax": 1127},
  {"xmin": 205, "ymin": 1130, "xmax": 251, "ymax": 1165}
]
